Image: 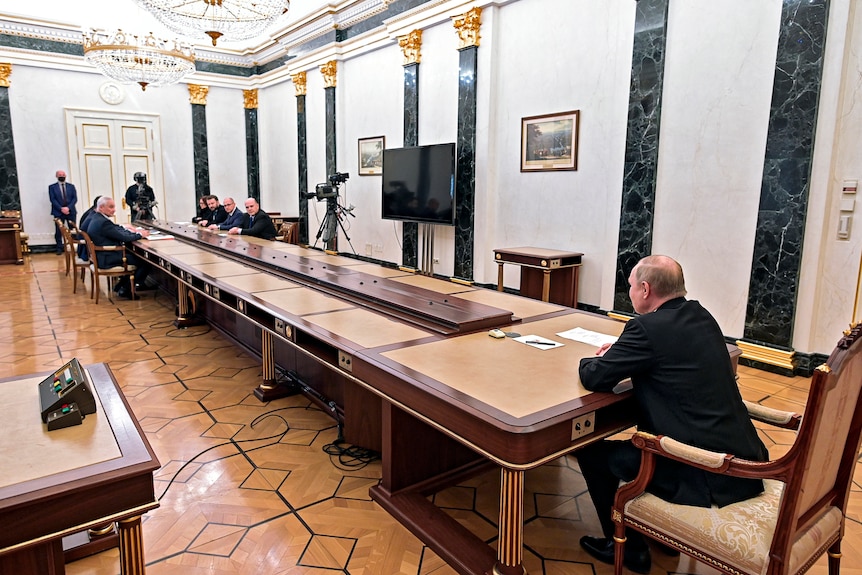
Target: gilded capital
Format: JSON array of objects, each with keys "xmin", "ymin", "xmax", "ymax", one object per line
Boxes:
[
  {"xmin": 0, "ymin": 63, "xmax": 11, "ymax": 88},
  {"xmin": 453, "ymin": 7, "xmax": 482, "ymax": 49},
  {"xmin": 243, "ymin": 89, "xmax": 258, "ymax": 109},
  {"xmin": 398, "ymin": 29, "xmax": 422, "ymax": 66},
  {"xmin": 320, "ymin": 60, "xmax": 337, "ymax": 88},
  {"xmin": 291, "ymin": 71, "xmax": 307, "ymax": 96},
  {"xmin": 188, "ymin": 84, "xmax": 209, "ymax": 105}
]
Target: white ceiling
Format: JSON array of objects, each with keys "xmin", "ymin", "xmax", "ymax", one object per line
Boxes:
[{"xmin": 0, "ymin": 0, "xmax": 329, "ymax": 52}]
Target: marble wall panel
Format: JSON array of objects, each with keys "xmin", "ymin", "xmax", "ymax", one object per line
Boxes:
[
  {"xmin": 0, "ymin": 87, "xmax": 20, "ymax": 211},
  {"xmin": 454, "ymin": 47, "xmax": 477, "ymax": 281},
  {"xmin": 402, "ymin": 63, "xmax": 419, "ymax": 268},
  {"xmin": 191, "ymin": 103, "xmax": 210, "ymax": 198},
  {"xmin": 245, "ymin": 108, "xmax": 260, "ymax": 201}
]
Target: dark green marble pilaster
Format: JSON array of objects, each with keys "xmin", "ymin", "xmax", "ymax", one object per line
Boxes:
[
  {"xmin": 453, "ymin": 46, "xmax": 477, "ymax": 281},
  {"xmin": 297, "ymin": 95, "xmax": 309, "ymax": 245},
  {"xmin": 402, "ymin": 63, "xmax": 419, "ymax": 268},
  {"xmin": 743, "ymin": 0, "xmax": 829, "ymax": 348},
  {"xmin": 0, "ymin": 87, "xmax": 20, "ymax": 211},
  {"xmin": 245, "ymin": 108, "xmax": 260, "ymax": 201},
  {"xmin": 191, "ymin": 103, "xmax": 210, "ymax": 200},
  {"xmin": 613, "ymin": 0, "xmax": 670, "ymax": 312}
]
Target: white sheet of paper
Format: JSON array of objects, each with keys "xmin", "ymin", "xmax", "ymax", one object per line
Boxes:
[{"xmin": 556, "ymin": 326, "xmax": 618, "ymax": 347}]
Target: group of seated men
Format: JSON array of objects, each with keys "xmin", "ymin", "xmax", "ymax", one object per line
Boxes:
[
  {"xmin": 193, "ymin": 194, "xmax": 277, "ymax": 240},
  {"xmin": 74, "ymin": 194, "xmax": 278, "ymax": 299}
]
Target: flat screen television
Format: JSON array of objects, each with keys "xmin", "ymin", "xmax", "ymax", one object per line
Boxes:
[{"xmin": 381, "ymin": 143, "xmax": 456, "ymax": 225}]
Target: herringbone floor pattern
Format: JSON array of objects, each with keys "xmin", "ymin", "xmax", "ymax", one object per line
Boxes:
[{"xmin": 1, "ymin": 254, "xmax": 859, "ymax": 574}]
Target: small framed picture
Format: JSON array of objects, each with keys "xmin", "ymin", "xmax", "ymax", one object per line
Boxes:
[
  {"xmin": 520, "ymin": 110, "xmax": 580, "ymax": 172},
  {"xmin": 358, "ymin": 136, "xmax": 385, "ymax": 176}
]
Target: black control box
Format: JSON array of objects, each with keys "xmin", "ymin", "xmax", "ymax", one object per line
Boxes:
[{"xmin": 38, "ymin": 358, "xmax": 96, "ymax": 428}]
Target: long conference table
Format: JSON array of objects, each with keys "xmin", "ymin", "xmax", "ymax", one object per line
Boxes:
[{"xmin": 131, "ymin": 221, "xmax": 638, "ymax": 575}]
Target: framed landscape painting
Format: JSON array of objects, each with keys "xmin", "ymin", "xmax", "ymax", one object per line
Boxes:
[
  {"xmin": 520, "ymin": 110, "xmax": 580, "ymax": 172},
  {"xmin": 358, "ymin": 136, "xmax": 385, "ymax": 175}
]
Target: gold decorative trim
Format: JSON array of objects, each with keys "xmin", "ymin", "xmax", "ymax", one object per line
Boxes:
[
  {"xmin": 453, "ymin": 7, "xmax": 482, "ymax": 49},
  {"xmin": 291, "ymin": 71, "xmax": 307, "ymax": 96},
  {"xmin": 188, "ymin": 84, "xmax": 209, "ymax": 105},
  {"xmin": 398, "ymin": 29, "xmax": 422, "ymax": 65},
  {"xmin": 0, "ymin": 63, "xmax": 11, "ymax": 87},
  {"xmin": 607, "ymin": 312, "xmax": 633, "ymax": 322},
  {"xmin": 243, "ymin": 89, "xmax": 258, "ymax": 109},
  {"xmin": 320, "ymin": 60, "xmax": 337, "ymax": 88},
  {"xmin": 734, "ymin": 340, "xmax": 795, "ymax": 370}
]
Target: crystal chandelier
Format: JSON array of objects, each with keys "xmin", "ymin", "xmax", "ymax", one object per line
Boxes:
[
  {"xmin": 83, "ymin": 29, "xmax": 195, "ymax": 91},
  {"xmin": 135, "ymin": 0, "xmax": 290, "ymax": 46}
]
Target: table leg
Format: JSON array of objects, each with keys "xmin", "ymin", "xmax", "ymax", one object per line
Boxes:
[
  {"xmin": 173, "ymin": 282, "xmax": 204, "ymax": 327},
  {"xmin": 117, "ymin": 515, "xmax": 145, "ymax": 575},
  {"xmin": 497, "ymin": 262, "xmax": 505, "ymax": 292},
  {"xmin": 254, "ymin": 329, "xmax": 296, "ymax": 401},
  {"xmin": 541, "ymin": 269, "xmax": 551, "ymax": 302},
  {"xmin": 493, "ymin": 467, "xmax": 526, "ymax": 575}
]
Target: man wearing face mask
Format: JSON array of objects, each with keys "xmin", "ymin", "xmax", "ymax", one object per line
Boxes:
[{"xmin": 49, "ymin": 170, "xmax": 78, "ymax": 255}]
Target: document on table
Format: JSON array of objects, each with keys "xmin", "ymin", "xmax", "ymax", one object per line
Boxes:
[
  {"xmin": 556, "ymin": 326, "xmax": 618, "ymax": 347},
  {"xmin": 143, "ymin": 233, "xmax": 174, "ymax": 241}
]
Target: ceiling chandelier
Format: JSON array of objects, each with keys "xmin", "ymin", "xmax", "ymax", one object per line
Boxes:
[
  {"xmin": 83, "ymin": 29, "xmax": 195, "ymax": 91},
  {"xmin": 135, "ymin": 0, "xmax": 290, "ymax": 46}
]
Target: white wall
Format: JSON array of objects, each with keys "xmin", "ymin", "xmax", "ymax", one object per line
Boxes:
[{"xmin": 8, "ymin": 66, "xmax": 195, "ymax": 244}]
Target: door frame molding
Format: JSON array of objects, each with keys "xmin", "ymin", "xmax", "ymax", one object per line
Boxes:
[{"xmin": 64, "ymin": 107, "xmax": 166, "ymax": 221}]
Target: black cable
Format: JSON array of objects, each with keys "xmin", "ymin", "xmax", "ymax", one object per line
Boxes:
[
  {"xmin": 156, "ymin": 412, "xmax": 290, "ymax": 501},
  {"xmin": 321, "ymin": 423, "xmax": 379, "ymax": 471}
]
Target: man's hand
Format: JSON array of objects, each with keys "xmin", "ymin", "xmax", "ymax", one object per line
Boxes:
[
  {"xmin": 207, "ymin": 224, "xmax": 219, "ymax": 231},
  {"xmin": 139, "ymin": 229, "xmax": 150, "ymax": 238},
  {"xmin": 595, "ymin": 342, "xmax": 613, "ymax": 357},
  {"xmin": 60, "ymin": 207, "xmax": 70, "ymax": 215},
  {"xmin": 228, "ymin": 227, "xmax": 241, "ymax": 235},
  {"xmin": 199, "ymin": 220, "xmax": 209, "ymax": 227}
]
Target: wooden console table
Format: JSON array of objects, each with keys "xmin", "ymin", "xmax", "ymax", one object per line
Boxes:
[
  {"xmin": 494, "ymin": 246, "xmax": 582, "ymax": 307},
  {"xmin": 0, "ymin": 363, "xmax": 160, "ymax": 574},
  {"xmin": 0, "ymin": 211, "xmax": 24, "ymax": 265}
]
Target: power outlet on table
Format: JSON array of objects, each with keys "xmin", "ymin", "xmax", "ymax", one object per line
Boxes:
[{"xmin": 571, "ymin": 412, "xmax": 595, "ymax": 440}]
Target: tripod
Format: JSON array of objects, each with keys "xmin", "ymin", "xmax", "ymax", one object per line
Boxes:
[{"xmin": 313, "ymin": 196, "xmax": 355, "ymax": 253}]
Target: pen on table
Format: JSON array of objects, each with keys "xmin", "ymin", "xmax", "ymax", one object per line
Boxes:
[{"xmin": 525, "ymin": 340, "xmax": 556, "ymax": 346}]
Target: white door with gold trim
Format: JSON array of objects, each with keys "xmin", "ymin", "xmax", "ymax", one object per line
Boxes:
[{"xmin": 65, "ymin": 109, "xmax": 166, "ymax": 224}]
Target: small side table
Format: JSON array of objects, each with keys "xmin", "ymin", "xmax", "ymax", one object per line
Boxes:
[{"xmin": 494, "ymin": 246, "xmax": 583, "ymax": 307}]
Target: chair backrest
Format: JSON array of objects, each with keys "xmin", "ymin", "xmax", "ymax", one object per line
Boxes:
[
  {"xmin": 770, "ymin": 324, "xmax": 862, "ymax": 561},
  {"xmin": 278, "ymin": 222, "xmax": 298, "ymax": 244},
  {"xmin": 78, "ymin": 230, "xmax": 98, "ymax": 266}
]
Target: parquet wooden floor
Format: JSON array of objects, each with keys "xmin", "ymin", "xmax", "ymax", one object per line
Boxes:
[{"xmin": 2, "ymin": 254, "xmax": 860, "ymax": 575}]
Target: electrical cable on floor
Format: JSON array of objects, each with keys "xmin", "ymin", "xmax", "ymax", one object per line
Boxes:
[
  {"xmin": 322, "ymin": 422, "xmax": 379, "ymax": 471},
  {"xmin": 156, "ymin": 412, "xmax": 289, "ymax": 501}
]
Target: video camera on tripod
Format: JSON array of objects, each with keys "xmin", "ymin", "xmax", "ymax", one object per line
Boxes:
[
  {"xmin": 305, "ymin": 171, "xmax": 349, "ymax": 201},
  {"xmin": 132, "ymin": 172, "xmax": 157, "ymax": 222},
  {"xmin": 305, "ymin": 172, "xmax": 356, "ymax": 253}
]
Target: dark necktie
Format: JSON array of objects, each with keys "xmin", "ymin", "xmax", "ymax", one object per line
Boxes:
[
  {"xmin": 249, "ymin": 216, "xmax": 254, "ymax": 227},
  {"xmin": 60, "ymin": 183, "xmax": 66, "ymax": 204}
]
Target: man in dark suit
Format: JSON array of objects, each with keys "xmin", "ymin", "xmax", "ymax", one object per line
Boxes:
[
  {"xmin": 576, "ymin": 255, "xmax": 768, "ymax": 574},
  {"xmin": 228, "ymin": 198, "xmax": 277, "ymax": 240},
  {"xmin": 208, "ymin": 197, "xmax": 243, "ymax": 231},
  {"xmin": 49, "ymin": 170, "xmax": 78, "ymax": 254},
  {"xmin": 197, "ymin": 195, "xmax": 228, "ymax": 227},
  {"xmin": 84, "ymin": 197, "xmax": 151, "ymax": 299}
]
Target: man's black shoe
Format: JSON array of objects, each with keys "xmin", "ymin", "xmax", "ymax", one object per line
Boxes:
[
  {"xmin": 116, "ymin": 288, "xmax": 140, "ymax": 300},
  {"xmin": 580, "ymin": 535, "xmax": 651, "ymax": 574},
  {"xmin": 135, "ymin": 283, "xmax": 154, "ymax": 291},
  {"xmin": 56, "ymin": 250, "xmax": 64, "ymax": 255}
]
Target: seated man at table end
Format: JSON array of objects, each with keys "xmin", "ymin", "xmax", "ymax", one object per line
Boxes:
[
  {"xmin": 84, "ymin": 197, "xmax": 151, "ymax": 299},
  {"xmin": 576, "ymin": 255, "xmax": 768, "ymax": 574},
  {"xmin": 208, "ymin": 197, "xmax": 243, "ymax": 231},
  {"xmin": 228, "ymin": 198, "xmax": 277, "ymax": 240}
]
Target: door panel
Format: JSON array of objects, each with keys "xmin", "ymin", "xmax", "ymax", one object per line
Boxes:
[{"xmin": 66, "ymin": 110, "xmax": 166, "ymax": 224}]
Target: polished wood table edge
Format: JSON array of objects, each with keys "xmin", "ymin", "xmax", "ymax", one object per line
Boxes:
[
  {"xmin": 0, "ymin": 364, "xmax": 160, "ymax": 504},
  {"xmin": 141, "ymin": 221, "xmax": 516, "ymax": 334}
]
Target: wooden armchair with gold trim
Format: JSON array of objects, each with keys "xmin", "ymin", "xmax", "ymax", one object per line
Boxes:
[
  {"xmin": 56, "ymin": 222, "xmax": 88, "ymax": 293},
  {"xmin": 611, "ymin": 324, "xmax": 862, "ymax": 575},
  {"xmin": 79, "ymin": 230, "xmax": 136, "ymax": 304}
]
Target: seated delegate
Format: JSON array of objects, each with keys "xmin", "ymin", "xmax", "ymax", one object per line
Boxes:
[
  {"xmin": 208, "ymin": 197, "xmax": 243, "ymax": 231},
  {"xmin": 227, "ymin": 198, "xmax": 277, "ymax": 240}
]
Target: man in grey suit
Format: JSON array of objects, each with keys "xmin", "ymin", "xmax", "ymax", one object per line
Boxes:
[{"xmin": 576, "ymin": 255, "xmax": 768, "ymax": 574}]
